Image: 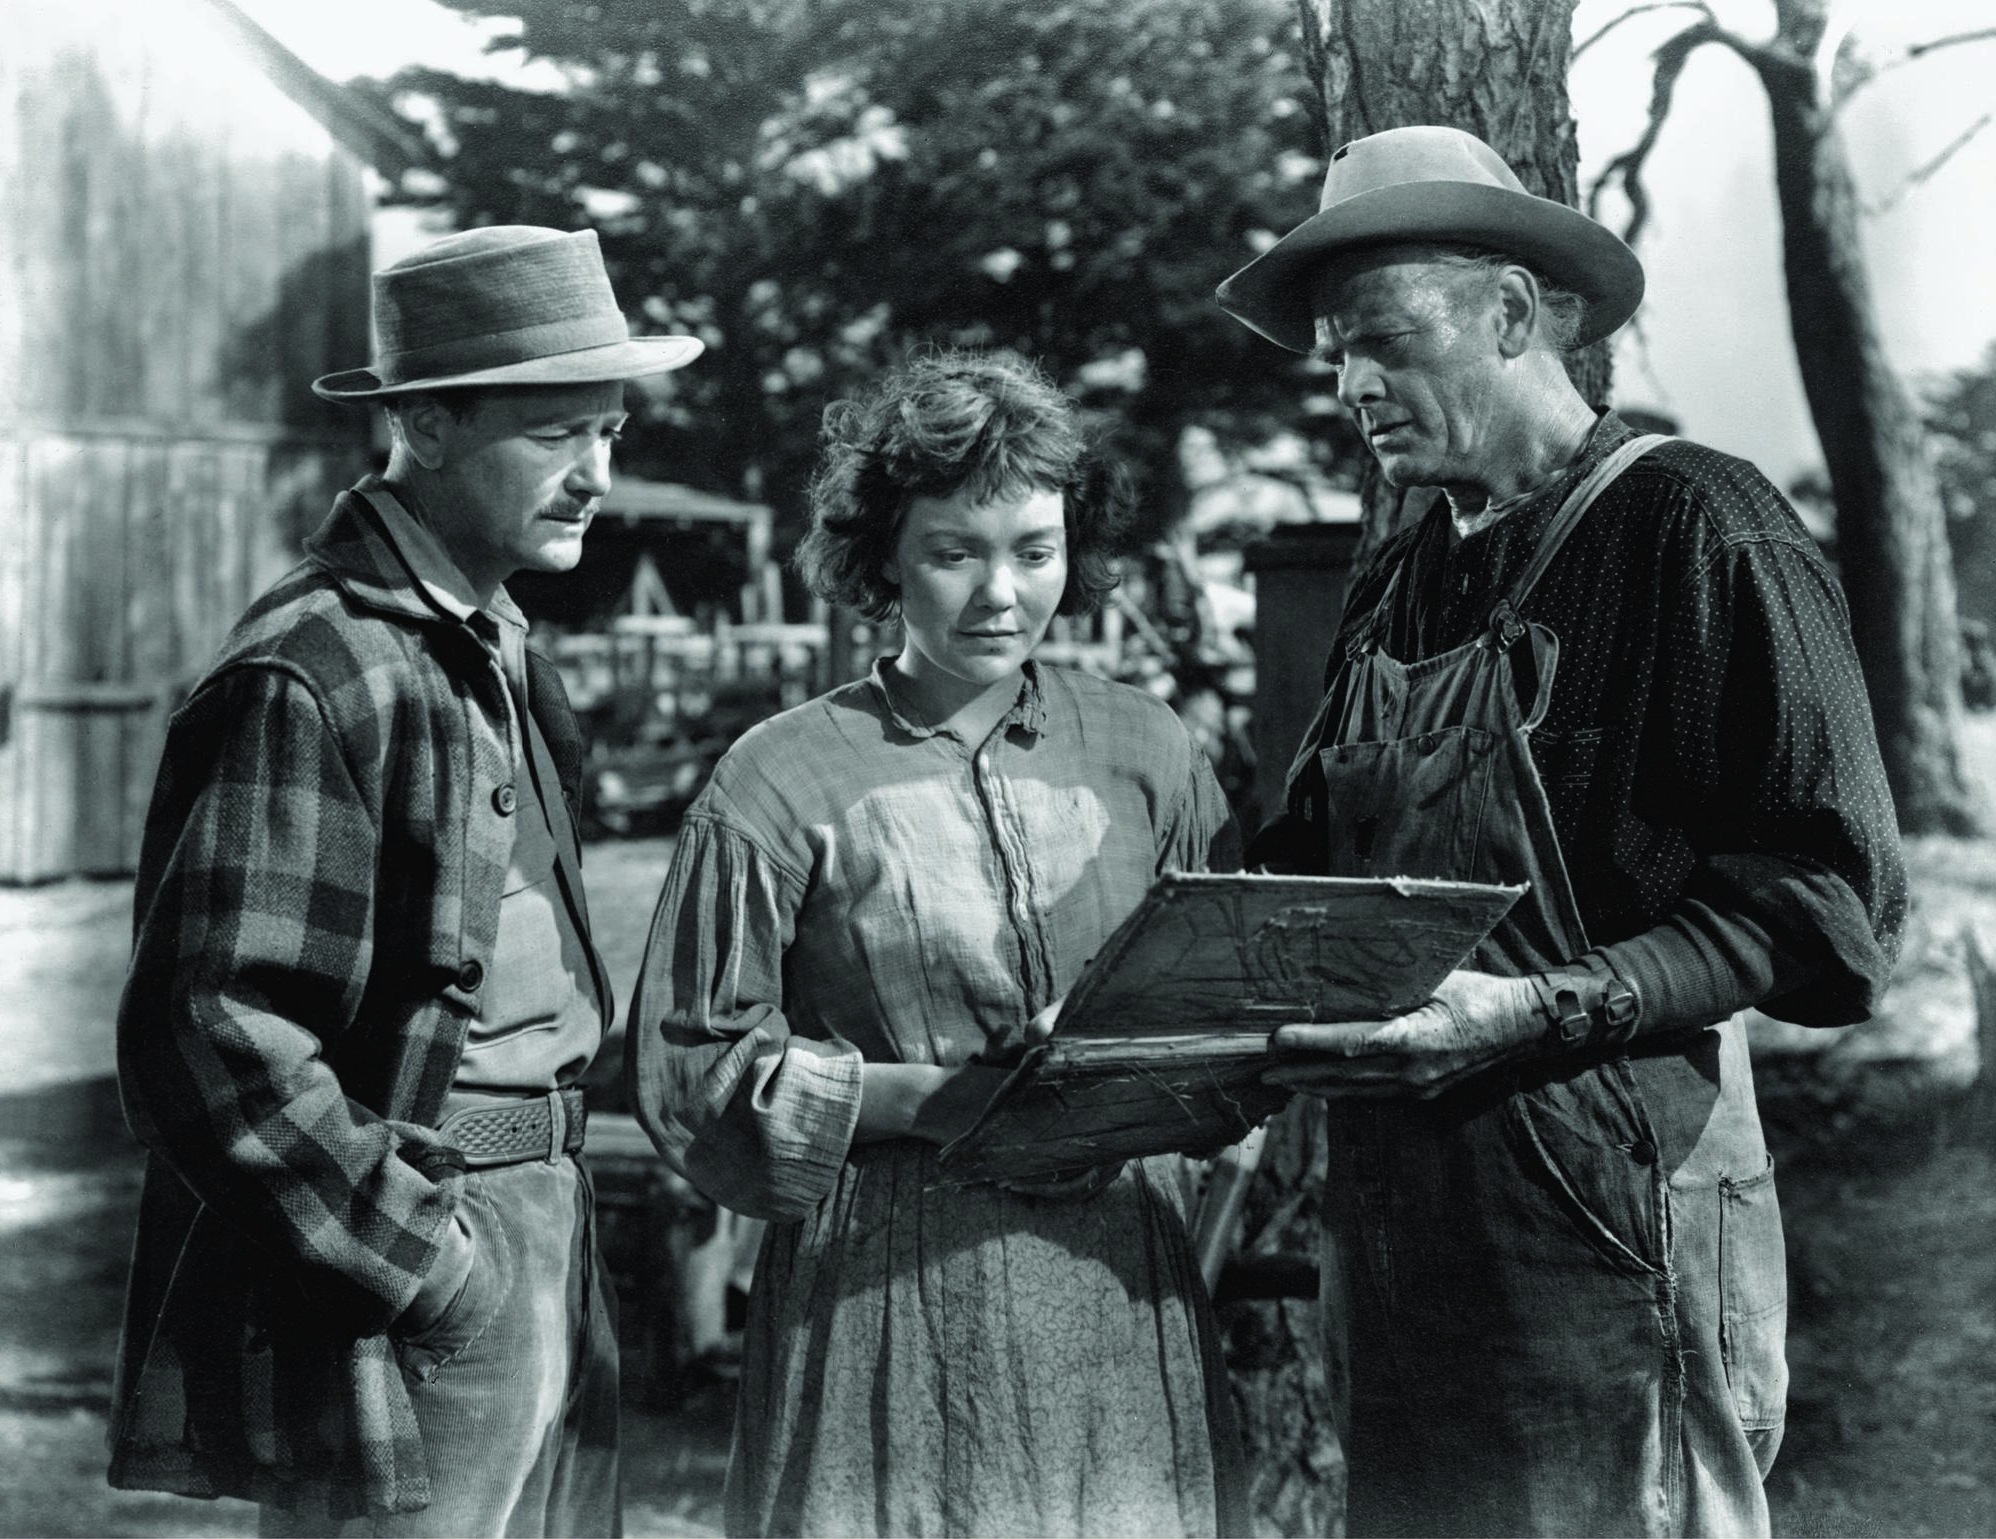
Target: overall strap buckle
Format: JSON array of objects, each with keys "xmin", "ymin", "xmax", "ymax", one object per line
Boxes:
[{"xmin": 1487, "ymin": 600, "xmax": 1528, "ymax": 652}]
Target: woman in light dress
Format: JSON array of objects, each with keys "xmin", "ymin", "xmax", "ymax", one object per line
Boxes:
[{"xmin": 627, "ymin": 350, "xmax": 1248, "ymax": 1538}]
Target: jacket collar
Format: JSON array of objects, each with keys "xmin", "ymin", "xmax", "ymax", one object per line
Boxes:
[{"xmin": 304, "ymin": 476, "xmax": 527, "ymax": 635}]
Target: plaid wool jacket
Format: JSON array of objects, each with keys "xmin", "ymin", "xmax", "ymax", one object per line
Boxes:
[{"xmin": 107, "ymin": 486, "xmax": 600, "ymax": 1518}]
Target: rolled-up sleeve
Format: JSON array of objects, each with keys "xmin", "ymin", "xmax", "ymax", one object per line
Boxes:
[{"xmin": 624, "ymin": 806, "xmax": 863, "ymax": 1220}]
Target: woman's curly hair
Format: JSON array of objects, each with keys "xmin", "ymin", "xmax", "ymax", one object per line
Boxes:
[{"xmin": 796, "ymin": 349, "xmax": 1135, "ymax": 623}]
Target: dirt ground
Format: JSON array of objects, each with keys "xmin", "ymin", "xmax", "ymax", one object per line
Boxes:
[{"xmin": 5, "ymin": 736, "xmax": 1996, "ymax": 1537}]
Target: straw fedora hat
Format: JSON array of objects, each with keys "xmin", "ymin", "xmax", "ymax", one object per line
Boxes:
[
  {"xmin": 312, "ymin": 226, "xmax": 703, "ymax": 400},
  {"xmin": 1216, "ymin": 125, "xmax": 1644, "ymax": 353}
]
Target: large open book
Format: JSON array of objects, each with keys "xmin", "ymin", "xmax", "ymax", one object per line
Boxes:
[{"xmin": 938, "ymin": 872, "xmax": 1523, "ymax": 1183}]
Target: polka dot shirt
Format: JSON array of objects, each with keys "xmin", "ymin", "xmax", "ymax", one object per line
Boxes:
[{"xmin": 1272, "ymin": 411, "xmax": 1906, "ymax": 1030}]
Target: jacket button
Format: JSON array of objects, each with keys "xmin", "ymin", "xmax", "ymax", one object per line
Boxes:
[
  {"xmin": 456, "ymin": 959, "xmax": 484, "ymax": 992},
  {"xmin": 1630, "ymin": 1139, "xmax": 1658, "ymax": 1166},
  {"xmin": 492, "ymin": 784, "xmax": 517, "ymax": 816}
]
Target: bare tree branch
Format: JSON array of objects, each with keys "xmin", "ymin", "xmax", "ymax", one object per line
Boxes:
[
  {"xmin": 1571, "ymin": 1, "xmax": 1714, "ymax": 65},
  {"xmin": 1585, "ymin": 15, "xmax": 1790, "ymax": 245},
  {"xmin": 1812, "ymin": 8, "xmax": 1861, "ymax": 110},
  {"xmin": 1585, "ymin": 22, "xmax": 1716, "ymax": 244},
  {"xmin": 1833, "ymin": 26, "xmax": 1996, "ymax": 112},
  {"xmin": 1863, "ymin": 108, "xmax": 1996, "ymax": 216},
  {"xmin": 1907, "ymin": 26, "xmax": 1996, "ymax": 62},
  {"xmin": 1292, "ymin": 0, "xmax": 1333, "ymax": 152}
]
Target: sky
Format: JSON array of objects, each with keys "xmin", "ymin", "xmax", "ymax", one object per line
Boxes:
[
  {"xmin": 229, "ymin": 0, "xmax": 1996, "ymax": 490},
  {"xmin": 1567, "ymin": 0, "xmax": 1996, "ymax": 485}
]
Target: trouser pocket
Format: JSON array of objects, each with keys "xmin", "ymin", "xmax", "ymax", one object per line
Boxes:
[
  {"xmin": 1720, "ymin": 1154, "xmax": 1788, "ymax": 1436},
  {"xmin": 1507, "ymin": 1058, "xmax": 1666, "ymax": 1277},
  {"xmin": 396, "ymin": 1176, "xmax": 517, "ymax": 1384}
]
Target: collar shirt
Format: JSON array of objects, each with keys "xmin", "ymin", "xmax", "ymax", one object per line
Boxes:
[
  {"xmin": 1272, "ymin": 411, "xmax": 1904, "ymax": 1031},
  {"xmin": 359, "ymin": 482, "xmax": 606, "ymax": 1102},
  {"xmin": 625, "ymin": 659, "xmax": 1240, "ymax": 1221}
]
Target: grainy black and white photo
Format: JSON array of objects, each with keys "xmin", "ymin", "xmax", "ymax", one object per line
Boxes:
[{"xmin": 3, "ymin": 1, "xmax": 1994, "ymax": 1535}]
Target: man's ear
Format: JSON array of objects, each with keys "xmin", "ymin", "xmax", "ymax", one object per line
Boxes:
[
  {"xmin": 1494, "ymin": 267, "xmax": 1538, "ymax": 360},
  {"xmin": 392, "ymin": 394, "xmax": 454, "ymax": 471}
]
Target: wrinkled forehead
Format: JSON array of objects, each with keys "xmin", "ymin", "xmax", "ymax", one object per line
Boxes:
[{"xmin": 1307, "ymin": 242, "xmax": 1473, "ymax": 352}]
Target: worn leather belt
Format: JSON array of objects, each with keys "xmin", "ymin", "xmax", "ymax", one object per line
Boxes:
[{"xmin": 436, "ymin": 1086, "xmax": 588, "ymax": 1169}]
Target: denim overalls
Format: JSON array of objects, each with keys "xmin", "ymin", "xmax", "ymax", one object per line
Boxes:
[{"xmin": 1289, "ymin": 437, "xmax": 1788, "ymax": 1536}]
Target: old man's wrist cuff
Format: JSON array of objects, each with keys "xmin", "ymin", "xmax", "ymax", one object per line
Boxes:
[{"xmin": 1527, "ymin": 959, "xmax": 1642, "ymax": 1055}]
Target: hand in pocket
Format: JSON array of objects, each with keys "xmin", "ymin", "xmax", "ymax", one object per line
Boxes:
[{"xmin": 397, "ymin": 1193, "xmax": 512, "ymax": 1381}]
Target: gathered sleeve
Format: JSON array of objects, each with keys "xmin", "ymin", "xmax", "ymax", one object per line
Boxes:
[
  {"xmin": 1158, "ymin": 734, "xmax": 1244, "ymax": 877},
  {"xmin": 624, "ymin": 804, "xmax": 863, "ymax": 1220}
]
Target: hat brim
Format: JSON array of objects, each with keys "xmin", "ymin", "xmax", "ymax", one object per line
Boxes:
[
  {"xmin": 1216, "ymin": 182, "xmax": 1644, "ymax": 353},
  {"xmin": 311, "ymin": 335, "xmax": 705, "ymax": 402}
]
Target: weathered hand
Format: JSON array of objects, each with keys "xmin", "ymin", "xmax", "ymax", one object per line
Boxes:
[{"xmin": 1263, "ymin": 970, "xmax": 1541, "ymax": 1099}]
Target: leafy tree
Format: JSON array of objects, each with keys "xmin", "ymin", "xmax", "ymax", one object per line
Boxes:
[{"xmin": 365, "ymin": 0, "xmax": 1334, "ymax": 547}]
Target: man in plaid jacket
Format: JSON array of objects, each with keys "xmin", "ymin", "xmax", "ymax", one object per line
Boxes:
[{"xmin": 108, "ymin": 227, "xmax": 702, "ymax": 1534}]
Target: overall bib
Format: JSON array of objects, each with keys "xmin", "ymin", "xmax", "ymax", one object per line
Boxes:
[{"xmin": 1289, "ymin": 438, "xmax": 1788, "ymax": 1537}]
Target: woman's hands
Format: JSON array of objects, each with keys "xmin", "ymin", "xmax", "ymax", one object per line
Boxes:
[
  {"xmin": 856, "ymin": 997, "xmax": 1063, "ymax": 1147},
  {"xmin": 855, "ymin": 1062, "xmax": 1009, "ymax": 1146},
  {"xmin": 909, "ymin": 1064, "xmax": 1011, "ymax": 1146},
  {"xmin": 971, "ymin": 993, "xmax": 1066, "ymax": 1067}
]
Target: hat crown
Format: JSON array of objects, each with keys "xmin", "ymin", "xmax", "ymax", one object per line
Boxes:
[
  {"xmin": 1320, "ymin": 125, "xmax": 1525, "ymax": 212},
  {"xmin": 369, "ymin": 227, "xmax": 630, "ymax": 387},
  {"xmin": 383, "ymin": 225, "xmax": 568, "ymax": 271},
  {"xmin": 313, "ymin": 224, "xmax": 703, "ymax": 399},
  {"xmin": 1215, "ymin": 122, "xmax": 1644, "ymax": 354}
]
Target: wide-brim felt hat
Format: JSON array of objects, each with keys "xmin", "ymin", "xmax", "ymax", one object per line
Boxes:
[
  {"xmin": 1216, "ymin": 125, "xmax": 1644, "ymax": 353},
  {"xmin": 313, "ymin": 225, "xmax": 703, "ymax": 400}
]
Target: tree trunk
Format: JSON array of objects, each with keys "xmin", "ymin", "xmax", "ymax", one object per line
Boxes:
[
  {"xmin": 1755, "ymin": 0, "xmax": 1981, "ymax": 834},
  {"xmin": 1217, "ymin": 1098, "xmax": 1343, "ymax": 1535},
  {"xmin": 1297, "ymin": 0, "xmax": 1601, "ymax": 551}
]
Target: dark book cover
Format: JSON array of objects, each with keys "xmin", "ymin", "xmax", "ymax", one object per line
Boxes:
[{"xmin": 939, "ymin": 872, "xmax": 1524, "ymax": 1182}]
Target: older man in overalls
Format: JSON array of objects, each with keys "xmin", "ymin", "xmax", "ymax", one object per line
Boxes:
[{"xmin": 1221, "ymin": 127, "xmax": 1905, "ymax": 1536}]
